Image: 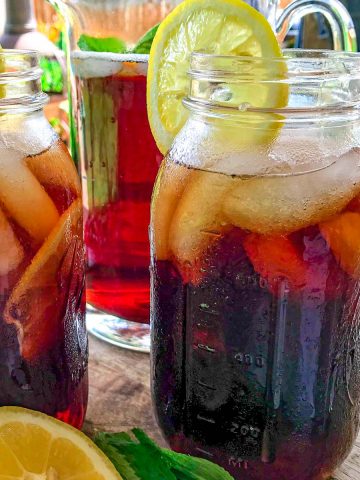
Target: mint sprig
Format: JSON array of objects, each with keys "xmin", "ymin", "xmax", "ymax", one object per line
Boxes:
[
  {"xmin": 77, "ymin": 24, "xmax": 159, "ymax": 55},
  {"xmin": 95, "ymin": 429, "xmax": 234, "ymax": 480},
  {"xmin": 78, "ymin": 35, "xmax": 127, "ymax": 53},
  {"xmin": 132, "ymin": 24, "xmax": 159, "ymax": 54}
]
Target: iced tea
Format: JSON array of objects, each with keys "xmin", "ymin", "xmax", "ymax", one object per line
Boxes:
[
  {"xmin": 0, "ymin": 134, "xmax": 87, "ymax": 428},
  {"xmin": 151, "ymin": 151, "xmax": 360, "ymax": 479},
  {"xmin": 150, "ymin": 49, "xmax": 360, "ymax": 478},
  {"xmin": 73, "ymin": 52, "xmax": 162, "ymax": 349}
]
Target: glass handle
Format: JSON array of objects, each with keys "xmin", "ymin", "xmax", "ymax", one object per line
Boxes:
[{"xmin": 276, "ymin": 0, "xmax": 357, "ymax": 52}]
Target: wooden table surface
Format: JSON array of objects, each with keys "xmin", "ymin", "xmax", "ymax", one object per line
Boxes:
[{"xmin": 85, "ymin": 335, "xmax": 360, "ymax": 480}]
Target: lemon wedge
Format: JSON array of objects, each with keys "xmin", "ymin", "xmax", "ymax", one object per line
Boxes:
[
  {"xmin": 0, "ymin": 406, "xmax": 122, "ymax": 479},
  {"xmin": 4, "ymin": 199, "xmax": 82, "ymax": 362},
  {"xmin": 147, "ymin": 0, "xmax": 287, "ymax": 154}
]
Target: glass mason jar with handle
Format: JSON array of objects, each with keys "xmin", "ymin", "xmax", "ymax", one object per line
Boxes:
[
  {"xmin": 150, "ymin": 50, "xmax": 360, "ymax": 480},
  {"xmin": 51, "ymin": 0, "xmax": 356, "ymax": 353},
  {"xmin": 0, "ymin": 50, "xmax": 88, "ymax": 429}
]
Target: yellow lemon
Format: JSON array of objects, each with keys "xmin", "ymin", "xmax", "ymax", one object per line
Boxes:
[
  {"xmin": 0, "ymin": 406, "xmax": 122, "ymax": 479},
  {"xmin": 147, "ymin": 0, "xmax": 287, "ymax": 154}
]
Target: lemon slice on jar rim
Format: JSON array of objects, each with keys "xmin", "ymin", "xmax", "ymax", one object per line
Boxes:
[
  {"xmin": 0, "ymin": 406, "xmax": 122, "ymax": 479},
  {"xmin": 146, "ymin": 0, "xmax": 288, "ymax": 155}
]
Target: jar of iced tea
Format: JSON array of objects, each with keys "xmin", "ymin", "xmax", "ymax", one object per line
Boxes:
[
  {"xmin": 0, "ymin": 50, "xmax": 88, "ymax": 428},
  {"xmin": 151, "ymin": 50, "xmax": 360, "ymax": 479}
]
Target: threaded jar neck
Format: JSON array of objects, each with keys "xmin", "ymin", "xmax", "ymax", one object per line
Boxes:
[
  {"xmin": 185, "ymin": 49, "xmax": 360, "ymax": 121},
  {"xmin": 0, "ymin": 50, "xmax": 48, "ymax": 114}
]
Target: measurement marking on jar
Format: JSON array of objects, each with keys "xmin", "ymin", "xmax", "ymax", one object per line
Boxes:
[
  {"xmin": 197, "ymin": 414, "xmax": 216, "ymax": 424},
  {"xmin": 197, "ymin": 380, "xmax": 216, "ymax": 390},
  {"xmin": 199, "ymin": 304, "xmax": 219, "ymax": 316},
  {"xmin": 235, "ymin": 352, "xmax": 265, "ymax": 368},
  {"xmin": 230, "ymin": 422, "xmax": 261, "ymax": 438},
  {"xmin": 195, "ymin": 447, "xmax": 214, "ymax": 457},
  {"xmin": 197, "ymin": 344, "xmax": 216, "ymax": 353},
  {"xmin": 228, "ymin": 457, "xmax": 249, "ymax": 469}
]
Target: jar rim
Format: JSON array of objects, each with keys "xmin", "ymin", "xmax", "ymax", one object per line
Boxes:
[
  {"xmin": 0, "ymin": 49, "xmax": 39, "ymax": 57},
  {"xmin": 0, "ymin": 49, "xmax": 48, "ymax": 114},
  {"xmin": 186, "ymin": 49, "xmax": 360, "ymax": 117},
  {"xmin": 191, "ymin": 48, "xmax": 360, "ymax": 61},
  {"xmin": 189, "ymin": 49, "xmax": 360, "ymax": 76}
]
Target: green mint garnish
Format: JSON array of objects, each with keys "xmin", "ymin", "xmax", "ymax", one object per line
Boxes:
[
  {"xmin": 78, "ymin": 34, "xmax": 127, "ymax": 53},
  {"xmin": 95, "ymin": 428, "xmax": 234, "ymax": 480},
  {"xmin": 77, "ymin": 24, "xmax": 159, "ymax": 55},
  {"xmin": 131, "ymin": 24, "xmax": 160, "ymax": 54}
]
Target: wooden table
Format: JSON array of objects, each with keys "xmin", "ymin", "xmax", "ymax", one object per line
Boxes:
[{"xmin": 85, "ymin": 335, "xmax": 360, "ymax": 480}]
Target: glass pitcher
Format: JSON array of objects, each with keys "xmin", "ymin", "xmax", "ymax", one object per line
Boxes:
[
  {"xmin": 246, "ymin": 0, "xmax": 357, "ymax": 51},
  {"xmin": 51, "ymin": 0, "xmax": 357, "ymax": 353}
]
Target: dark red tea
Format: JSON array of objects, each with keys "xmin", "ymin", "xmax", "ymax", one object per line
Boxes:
[
  {"xmin": 0, "ymin": 140, "xmax": 87, "ymax": 429},
  {"xmin": 78, "ymin": 60, "xmax": 162, "ymax": 325},
  {"xmin": 151, "ymin": 159, "xmax": 360, "ymax": 480}
]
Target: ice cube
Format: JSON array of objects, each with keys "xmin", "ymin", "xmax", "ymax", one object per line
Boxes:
[
  {"xmin": 223, "ymin": 148, "xmax": 360, "ymax": 235},
  {"xmin": 0, "ymin": 208, "xmax": 24, "ymax": 276},
  {"xmin": 169, "ymin": 169, "xmax": 234, "ymax": 266},
  {"xmin": 26, "ymin": 140, "xmax": 81, "ymax": 196},
  {"xmin": 0, "ymin": 148, "xmax": 59, "ymax": 242},
  {"xmin": 151, "ymin": 161, "xmax": 192, "ymax": 260},
  {"xmin": 72, "ymin": 51, "xmax": 148, "ymax": 79},
  {"xmin": 0, "ymin": 112, "xmax": 56, "ymax": 157}
]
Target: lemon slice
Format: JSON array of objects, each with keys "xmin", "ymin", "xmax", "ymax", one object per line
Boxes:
[
  {"xmin": 4, "ymin": 199, "xmax": 83, "ymax": 362},
  {"xmin": 147, "ymin": 0, "xmax": 286, "ymax": 154},
  {"xmin": 0, "ymin": 406, "xmax": 122, "ymax": 479}
]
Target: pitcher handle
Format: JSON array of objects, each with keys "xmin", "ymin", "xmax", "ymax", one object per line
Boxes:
[{"xmin": 276, "ymin": 0, "xmax": 357, "ymax": 52}]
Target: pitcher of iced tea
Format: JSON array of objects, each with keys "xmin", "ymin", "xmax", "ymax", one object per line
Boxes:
[
  {"xmin": 151, "ymin": 50, "xmax": 360, "ymax": 479},
  {"xmin": 0, "ymin": 50, "xmax": 88, "ymax": 427},
  {"xmin": 51, "ymin": 0, "xmax": 183, "ymax": 351}
]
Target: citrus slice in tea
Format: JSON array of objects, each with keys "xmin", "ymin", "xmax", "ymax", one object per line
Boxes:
[
  {"xmin": 320, "ymin": 211, "xmax": 360, "ymax": 278},
  {"xmin": 147, "ymin": 0, "xmax": 287, "ymax": 154},
  {"xmin": 0, "ymin": 406, "xmax": 122, "ymax": 479},
  {"xmin": 26, "ymin": 140, "xmax": 81, "ymax": 199},
  {"xmin": 4, "ymin": 199, "xmax": 83, "ymax": 362}
]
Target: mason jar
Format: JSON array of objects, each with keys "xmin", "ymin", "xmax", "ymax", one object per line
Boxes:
[
  {"xmin": 0, "ymin": 50, "xmax": 88, "ymax": 428},
  {"xmin": 150, "ymin": 50, "xmax": 360, "ymax": 480}
]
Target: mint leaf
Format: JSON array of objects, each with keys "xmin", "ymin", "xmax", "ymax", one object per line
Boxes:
[
  {"xmin": 78, "ymin": 34, "xmax": 126, "ymax": 53},
  {"xmin": 95, "ymin": 433, "xmax": 140, "ymax": 480},
  {"xmin": 77, "ymin": 25, "xmax": 159, "ymax": 55},
  {"xmin": 164, "ymin": 448, "xmax": 234, "ymax": 480},
  {"xmin": 95, "ymin": 430, "xmax": 176, "ymax": 480},
  {"xmin": 95, "ymin": 428, "xmax": 234, "ymax": 480},
  {"xmin": 131, "ymin": 24, "xmax": 159, "ymax": 54}
]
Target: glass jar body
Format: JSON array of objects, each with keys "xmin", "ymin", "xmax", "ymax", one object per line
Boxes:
[
  {"xmin": 150, "ymin": 84, "xmax": 360, "ymax": 478},
  {"xmin": 0, "ymin": 51, "xmax": 88, "ymax": 428}
]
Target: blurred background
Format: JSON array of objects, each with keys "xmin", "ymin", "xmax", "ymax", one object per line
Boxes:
[
  {"xmin": 2, "ymin": 1, "xmax": 359, "ymax": 47},
  {"xmin": 0, "ymin": 0, "xmax": 68, "ymax": 142}
]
